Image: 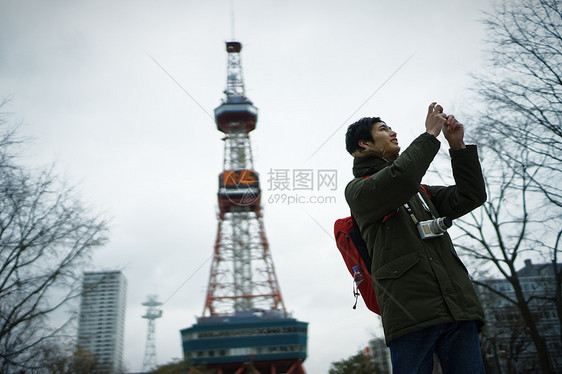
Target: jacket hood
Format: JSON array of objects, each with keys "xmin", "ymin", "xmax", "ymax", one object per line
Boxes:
[{"xmin": 352, "ymin": 155, "xmax": 391, "ymax": 178}]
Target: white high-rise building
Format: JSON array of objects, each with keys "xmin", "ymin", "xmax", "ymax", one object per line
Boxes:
[
  {"xmin": 77, "ymin": 271, "xmax": 127, "ymax": 373},
  {"xmin": 368, "ymin": 337, "xmax": 391, "ymax": 374}
]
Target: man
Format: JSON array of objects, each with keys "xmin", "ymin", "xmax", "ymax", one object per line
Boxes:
[{"xmin": 344, "ymin": 102, "xmax": 486, "ymax": 373}]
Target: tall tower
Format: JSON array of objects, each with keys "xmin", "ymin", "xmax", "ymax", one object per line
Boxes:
[
  {"xmin": 181, "ymin": 42, "xmax": 307, "ymax": 374},
  {"xmin": 204, "ymin": 41, "xmax": 284, "ymax": 316},
  {"xmin": 141, "ymin": 295, "xmax": 163, "ymax": 372}
]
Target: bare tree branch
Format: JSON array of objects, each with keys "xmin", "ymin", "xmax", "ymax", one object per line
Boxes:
[
  {"xmin": 0, "ymin": 99, "xmax": 109, "ymax": 371},
  {"xmin": 452, "ymin": 1, "xmax": 562, "ymax": 371}
]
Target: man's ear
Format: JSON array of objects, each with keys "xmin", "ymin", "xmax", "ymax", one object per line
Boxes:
[{"xmin": 358, "ymin": 139, "xmax": 370, "ymax": 150}]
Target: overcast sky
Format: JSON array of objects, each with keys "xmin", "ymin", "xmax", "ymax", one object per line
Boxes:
[{"xmin": 1, "ymin": 0, "xmax": 496, "ymax": 372}]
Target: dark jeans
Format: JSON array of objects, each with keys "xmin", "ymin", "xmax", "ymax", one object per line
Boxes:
[{"xmin": 387, "ymin": 321, "xmax": 485, "ymax": 374}]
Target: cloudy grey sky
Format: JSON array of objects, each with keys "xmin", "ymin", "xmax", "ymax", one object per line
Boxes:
[{"xmin": 1, "ymin": 0, "xmax": 496, "ymax": 372}]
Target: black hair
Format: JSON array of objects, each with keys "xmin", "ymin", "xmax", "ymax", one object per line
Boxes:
[{"xmin": 345, "ymin": 117, "xmax": 383, "ymax": 155}]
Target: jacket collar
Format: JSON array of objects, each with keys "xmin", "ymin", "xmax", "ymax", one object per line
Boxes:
[{"xmin": 352, "ymin": 154, "xmax": 391, "ymax": 178}]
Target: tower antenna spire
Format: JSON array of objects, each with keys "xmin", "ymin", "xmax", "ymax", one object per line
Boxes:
[{"xmin": 230, "ymin": 0, "xmax": 236, "ymax": 40}]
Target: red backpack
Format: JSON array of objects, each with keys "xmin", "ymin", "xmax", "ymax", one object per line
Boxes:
[
  {"xmin": 334, "ymin": 215, "xmax": 380, "ymax": 314},
  {"xmin": 334, "ymin": 184, "xmax": 432, "ymax": 315}
]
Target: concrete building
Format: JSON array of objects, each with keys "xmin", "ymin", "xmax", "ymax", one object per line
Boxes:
[
  {"xmin": 368, "ymin": 337, "xmax": 391, "ymax": 374},
  {"xmin": 477, "ymin": 259, "xmax": 562, "ymax": 373},
  {"xmin": 77, "ymin": 271, "xmax": 127, "ymax": 373},
  {"xmin": 367, "ymin": 337, "xmax": 444, "ymax": 374}
]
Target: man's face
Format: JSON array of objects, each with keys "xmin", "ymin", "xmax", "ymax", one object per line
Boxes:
[{"xmin": 361, "ymin": 122, "xmax": 400, "ymax": 159}]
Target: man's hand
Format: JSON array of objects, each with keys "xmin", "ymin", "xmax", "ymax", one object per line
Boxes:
[
  {"xmin": 442, "ymin": 115, "xmax": 466, "ymax": 150},
  {"xmin": 425, "ymin": 102, "xmax": 447, "ymax": 137}
]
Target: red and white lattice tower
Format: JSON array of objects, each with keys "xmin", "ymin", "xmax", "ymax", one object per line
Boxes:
[{"xmin": 203, "ymin": 41, "xmax": 286, "ymax": 317}]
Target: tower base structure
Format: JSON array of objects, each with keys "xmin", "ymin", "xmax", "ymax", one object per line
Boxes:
[{"xmin": 181, "ymin": 310, "xmax": 307, "ymax": 374}]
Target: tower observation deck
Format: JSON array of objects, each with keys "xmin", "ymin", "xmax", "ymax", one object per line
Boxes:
[{"xmin": 180, "ymin": 41, "xmax": 307, "ymax": 374}]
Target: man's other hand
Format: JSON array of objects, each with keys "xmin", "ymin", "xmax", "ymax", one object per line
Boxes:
[
  {"xmin": 443, "ymin": 115, "xmax": 466, "ymax": 150},
  {"xmin": 425, "ymin": 102, "xmax": 447, "ymax": 137}
]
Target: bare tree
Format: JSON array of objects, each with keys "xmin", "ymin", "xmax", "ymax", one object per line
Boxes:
[
  {"xmin": 439, "ymin": 0, "xmax": 562, "ymax": 372},
  {"xmin": 29, "ymin": 339, "xmax": 101, "ymax": 374},
  {"xmin": 472, "ymin": 0, "xmax": 562, "ymax": 209},
  {"xmin": 450, "ymin": 140, "xmax": 558, "ymax": 372},
  {"xmin": 0, "ymin": 100, "xmax": 109, "ymax": 372}
]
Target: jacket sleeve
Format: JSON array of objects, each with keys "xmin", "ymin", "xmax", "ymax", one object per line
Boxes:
[
  {"xmin": 423, "ymin": 145, "xmax": 487, "ymax": 219},
  {"xmin": 345, "ymin": 133, "xmax": 441, "ymax": 223}
]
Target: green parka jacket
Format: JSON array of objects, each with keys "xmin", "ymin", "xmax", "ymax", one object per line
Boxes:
[{"xmin": 345, "ymin": 132, "xmax": 486, "ymax": 344}]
